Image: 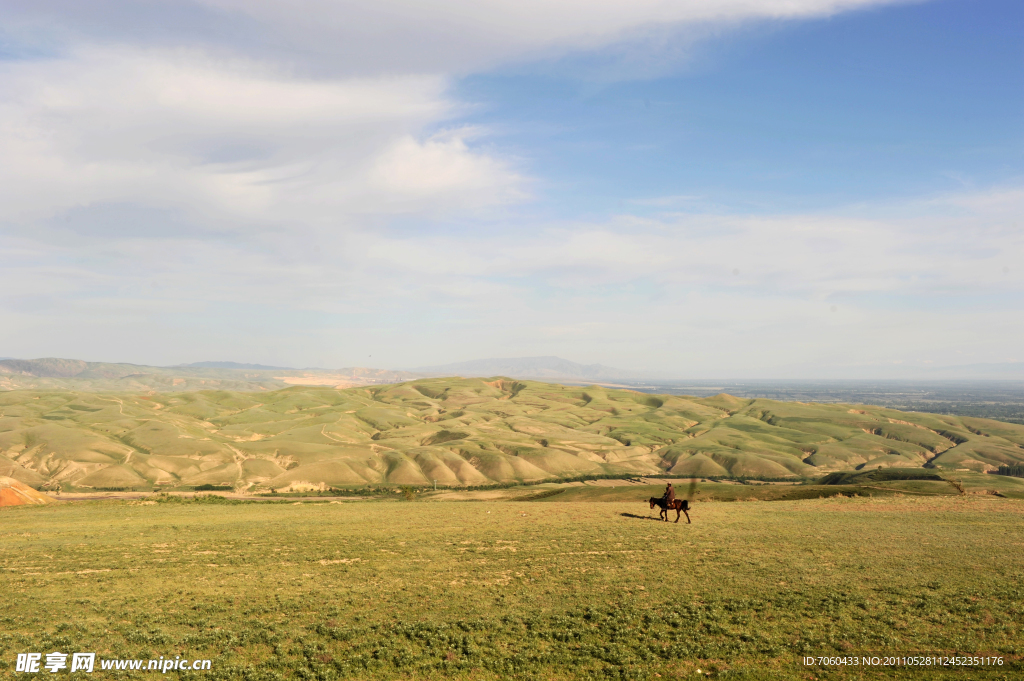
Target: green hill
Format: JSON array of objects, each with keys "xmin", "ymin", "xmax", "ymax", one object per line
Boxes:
[{"xmin": 1, "ymin": 377, "xmax": 1023, "ymax": 491}]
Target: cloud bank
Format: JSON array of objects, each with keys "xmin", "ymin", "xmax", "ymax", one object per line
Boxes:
[
  {"xmin": 3, "ymin": 182, "xmax": 1020, "ymax": 376},
  {"xmin": 3, "ymin": 0, "xmax": 1020, "ymax": 377},
  {"xmin": 0, "ymin": 48, "xmax": 524, "ymax": 229},
  {"xmin": 4, "ymin": 1, "xmax": 914, "ymax": 74}
]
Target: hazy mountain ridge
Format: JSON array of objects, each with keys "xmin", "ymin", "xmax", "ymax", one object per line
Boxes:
[
  {"xmin": 412, "ymin": 356, "xmax": 644, "ymax": 381},
  {"xmin": 913, "ymin": 362, "xmax": 1024, "ymax": 379},
  {"xmin": 2, "ymin": 377, "xmax": 1022, "ymax": 492},
  {"xmin": 5, "ymin": 356, "xmax": 1023, "ymax": 391},
  {"xmin": 0, "ymin": 355, "xmax": 645, "ymax": 392},
  {"xmin": 0, "ymin": 357, "xmax": 418, "ymax": 392},
  {"xmin": 177, "ymin": 361, "xmax": 295, "ymax": 370},
  {"xmin": 1, "ymin": 358, "xmax": 112, "ymax": 378},
  {"xmin": 413, "ymin": 357, "xmax": 1024, "ymax": 381}
]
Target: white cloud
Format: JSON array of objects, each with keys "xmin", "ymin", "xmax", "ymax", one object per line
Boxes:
[
  {"xmin": 0, "ymin": 47, "xmax": 524, "ymax": 227},
  {"xmin": 4, "ymin": 0, "xmax": 913, "ymax": 75},
  {"xmin": 209, "ymin": 0, "xmax": 909, "ymax": 62},
  {"xmin": 356, "ymin": 187, "xmax": 1024, "ymax": 302},
  {"xmin": 368, "ymin": 130, "xmax": 528, "ymax": 211}
]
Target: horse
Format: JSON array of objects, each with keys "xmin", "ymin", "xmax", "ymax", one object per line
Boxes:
[{"xmin": 649, "ymin": 497, "xmax": 691, "ymax": 524}]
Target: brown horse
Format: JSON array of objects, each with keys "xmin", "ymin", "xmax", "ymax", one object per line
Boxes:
[{"xmin": 649, "ymin": 497, "xmax": 691, "ymax": 524}]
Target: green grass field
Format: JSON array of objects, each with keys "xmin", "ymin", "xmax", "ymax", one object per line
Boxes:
[
  {"xmin": 2, "ymin": 495, "xmax": 1022, "ymax": 680},
  {"xmin": 4, "ymin": 378, "xmax": 1024, "ymax": 492}
]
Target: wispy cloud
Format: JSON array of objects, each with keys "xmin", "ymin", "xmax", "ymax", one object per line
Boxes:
[
  {"xmin": 0, "ymin": 47, "xmax": 526, "ymax": 228},
  {"xmin": 2, "ymin": 1, "xmax": 917, "ymax": 75},
  {"xmin": 1, "ymin": 183, "xmax": 1020, "ymax": 374}
]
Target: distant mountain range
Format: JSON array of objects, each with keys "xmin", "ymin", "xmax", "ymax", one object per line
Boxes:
[
  {"xmin": 177, "ymin": 361, "xmax": 295, "ymax": 370},
  {"xmin": 3, "ymin": 356, "xmax": 1024, "ymax": 393},
  {"xmin": 0, "ymin": 355, "xmax": 647, "ymax": 391},
  {"xmin": 0, "ymin": 358, "xmax": 144, "ymax": 379},
  {"xmin": 410, "ymin": 356, "xmax": 1024, "ymax": 382},
  {"xmin": 412, "ymin": 356, "xmax": 644, "ymax": 382},
  {"xmin": 908, "ymin": 362, "xmax": 1024, "ymax": 379},
  {"xmin": 0, "ymin": 357, "xmax": 415, "ymax": 392}
]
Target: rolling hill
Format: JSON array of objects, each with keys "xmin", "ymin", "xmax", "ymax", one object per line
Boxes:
[{"xmin": 1, "ymin": 377, "xmax": 1023, "ymax": 491}]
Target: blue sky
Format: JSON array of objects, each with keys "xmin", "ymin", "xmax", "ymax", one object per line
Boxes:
[
  {"xmin": 0, "ymin": 0, "xmax": 1021, "ymax": 377},
  {"xmin": 453, "ymin": 0, "xmax": 1022, "ymax": 216}
]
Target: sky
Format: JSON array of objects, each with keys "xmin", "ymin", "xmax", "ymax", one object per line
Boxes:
[{"xmin": 0, "ymin": 0, "xmax": 1021, "ymax": 378}]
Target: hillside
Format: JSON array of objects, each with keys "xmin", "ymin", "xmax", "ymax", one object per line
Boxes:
[
  {"xmin": 0, "ymin": 476, "xmax": 54, "ymax": 506},
  {"xmin": 1, "ymin": 377, "xmax": 1023, "ymax": 491}
]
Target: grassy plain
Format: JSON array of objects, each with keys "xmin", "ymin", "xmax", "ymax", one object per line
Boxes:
[{"xmin": 2, "ymin": 496, "xmax": 1022, "ymax": 680}]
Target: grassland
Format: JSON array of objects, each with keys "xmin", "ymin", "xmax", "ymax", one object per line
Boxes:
[
  {"xmin": 2, "ymin": 495, "xmax": 1021, "ymax": 679},
  {"xmin": 3, "ymin": 377, "xmax": 1024, "ymax": 492}
]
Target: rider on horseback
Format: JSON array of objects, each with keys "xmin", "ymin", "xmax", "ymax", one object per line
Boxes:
[
  {"xmin": 650, "ymin": 481, "xmax": 691, "ymax": 523},
  {"xmin": 662, "ymin": 482, "xmax": 675, "ymax": 508}
]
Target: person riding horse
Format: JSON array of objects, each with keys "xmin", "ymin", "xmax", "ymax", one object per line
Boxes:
[{"xmin": 648, "ymin": 481, "xmax": 691, "ymax": 523}]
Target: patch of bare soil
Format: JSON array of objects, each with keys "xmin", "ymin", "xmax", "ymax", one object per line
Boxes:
[
  {"xmin": 0, "ymin": 477, "xmax": 56, "ymax": 507},
  {"xmin": 274, "ymin": 375, "xmax": 368, "ymax": 388}
]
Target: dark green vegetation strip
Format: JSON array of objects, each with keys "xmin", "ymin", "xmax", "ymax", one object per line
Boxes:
[
  {"xmin": 512, "ymin": 489, "xmax": 566, "ymax": 502},
  {"xmin": 818, "ymin": 468, "xmax": 944, "ymax": 485},
  {"xmin": 2, "ymin": 498, "xmax": 1022, "ymax": 680},
  {"xmin": 994, "ymin": 465, "xmax": 1024, "ymax": 478}
]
